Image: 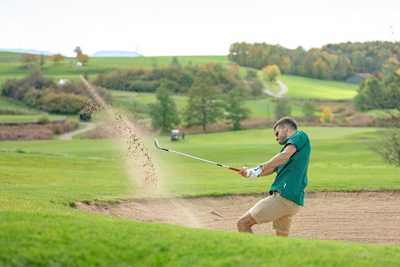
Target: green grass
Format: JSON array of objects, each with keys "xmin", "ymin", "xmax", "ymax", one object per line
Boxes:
[
  {"xmin": 111, "ymin": 91, "xmax": 315, "ymax": 120},
  {"xmin": 156, "ymin": 127, "xmax": 400, "ymax": 194},
  {"xmin": 0, "ymin": 114, "xmax": 66, "ymax": 123},
  {"xmin": 0, "ymin": 52, "xmax": 24, "ymax": 63},
  {"xmin": 1, "ymin": 127, "xmax": 400, "ymax": 266},
  {"xmin": 0, "ymin": 96, "xmax": 39, "ymax": 115},
  {"xmin": 281, "ymin": 75, "xmax": 358, "ymax": 100}
]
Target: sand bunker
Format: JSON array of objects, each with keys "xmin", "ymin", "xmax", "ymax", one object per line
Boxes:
[{"xmin": 77, "ymin": 192, "xmax": 400, "ymax": 245}]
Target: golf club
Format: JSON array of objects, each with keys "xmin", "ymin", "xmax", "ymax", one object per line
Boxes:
[{"xmin": 154, "ymin": 139, "xmax": 241, "ymax": 173}]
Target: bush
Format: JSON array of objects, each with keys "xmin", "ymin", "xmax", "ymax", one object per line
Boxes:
[
  {"xmin": 1, "ymin": 71, "xmax": 100, "ymax": 115},
  {"xmin": 22, "ymin": 88, "xmax": 41, "ymax": 106},
  {"xmin": 39, "ymin": 91, "xmax": 88, "ymax": 114},
  {"xmin": 320, "ymin": 106, "xmax": 334, "ymax": 123},
  {"xmin": 47, "ymin": 119, "xmax": 79, "ymax": 135},
  {"xmin": 37, "ymin": 115, "xmax": 50, "ymax": 124},
  {"xmin": 128, "ymin": 80, "xmax": 159, "ymax": 92}
]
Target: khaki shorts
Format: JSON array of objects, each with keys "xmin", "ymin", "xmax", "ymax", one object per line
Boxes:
[{"xmin": 248, "ymin": 193, "xmax": 301, "ymax": 234}]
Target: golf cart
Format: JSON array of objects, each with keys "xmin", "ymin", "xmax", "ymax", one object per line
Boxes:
[{"xmin": 170, "ymin": 129, "xmax": 185, "ymax": 141}]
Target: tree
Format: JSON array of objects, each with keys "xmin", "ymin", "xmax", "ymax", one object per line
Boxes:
[
  {"xmin": 49, "ymin": 54, "xmax": 65, "ymax": 64},
  {"xmin": 224, "ymin": 88, "xmax": 250, "ymax": 130},
  {"xmin": 355, "ymin": 77, "xmax": 381, "ymax": 110},
  {"xmin": 21, "ymin": 54, "xmax": 39, "ymax": 69},
  {"xmin": 77, "ymin": 53, "xmax": 89, "ymax": 65},
  {"xmin": 169, "ymin": 57, "xmax": 181, "ymax": 69},
  {"xmin": 74, "ymin": 46, "xmax": 82, "ymax": 56},
  {"xmin": 375, "ymin": 129, "xmax": 400, "ymax": 167},
  {"xmin": 334, "ymin": 55, "xmax": 352, "ymax": 80},
  {"xmin": 279, "ymin": 55, "xmax": 293, "ymax": 74},
  {"xmin": 262, "ymin": 64, "xmax": 281, "ymax": 82},
  {"xmin": 39, "ymin": 54, "xmax": 46, "ymax": 69},
  {"xmin": 274, "ymin": 98, "xmax": 291, "ymax": 119},
  {"xmin": 149, "ymin": 81, "xmax": 180, "ymax": 133},
  {"xmin": 184, "ymin": 71, "xmax": 223, "ymax": 131},
  {"xmin": 245, "ymin": 69, "xmax": 258, "ymax": 80},
  {"xmin": 320, "ymin": 106, "xmax": 333, "ymax": 123},
  {"xmin": 302, "ymin": 101, "xmax": 316, "ymax": 121},
  {"xmin": 74, "ymin": 46, "xmax": 89, "ymax": 65}
]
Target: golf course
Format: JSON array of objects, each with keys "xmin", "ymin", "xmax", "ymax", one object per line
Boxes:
[
  {"xmin": 1, "ymin": 10, "xmax": 400, "ymax": 264},
  {"xmin": 1, "ymin": 125, "xmax": 400, "ymax": 266}
]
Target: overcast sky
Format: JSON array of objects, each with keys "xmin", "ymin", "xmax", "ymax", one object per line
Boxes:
[{"xmin": 1, "ymin": 0, "xmax": 399, "ymax": 56}]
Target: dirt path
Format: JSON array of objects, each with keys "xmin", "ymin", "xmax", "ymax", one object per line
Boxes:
[
  {"xmin": 264, "ymin": 80, "xmax": 288, "ymax": 98},
  {"xmin": 59, "ymin": 122, "xmax": 96, "ymax": 140},
  {"xmin": 77, "ymin": 192, "xmax": 400, "ymax": 245}
]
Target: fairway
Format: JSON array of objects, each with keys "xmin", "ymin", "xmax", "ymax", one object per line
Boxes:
[{"xmin": 281, "ymin": 75, "xmax": 357, "ymax": 100}]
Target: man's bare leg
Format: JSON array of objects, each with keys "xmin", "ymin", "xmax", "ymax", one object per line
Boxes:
[
  {"xmin": 275, "ymin": 230, "xmax": 289, "ymax": 237},
  {"xmin": 237, "ymin": 213, "xmax": 257, "ymax": 233}
]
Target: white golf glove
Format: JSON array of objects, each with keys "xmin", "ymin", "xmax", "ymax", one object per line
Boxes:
[{"xmin": 246, "ymin": 165, "xmax": 263, "ymax": 178}]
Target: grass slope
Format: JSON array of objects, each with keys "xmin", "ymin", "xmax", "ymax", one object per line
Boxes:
[{"xmin": 281, "ymin": 75, "xmax": 357, "ymax": 100}]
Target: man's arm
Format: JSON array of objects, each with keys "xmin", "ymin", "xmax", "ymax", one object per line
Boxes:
[{"xmin": 259, "ymin": 144, "xmax": 297, "ymax": 176}]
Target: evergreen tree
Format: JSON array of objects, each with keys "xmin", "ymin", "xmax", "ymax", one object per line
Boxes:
[
  {"xmin": 149, "ymin": 81, "xmax": 180, "ymax": 133},
  {"xmin": 224, "ymin": 88, "xmax": 250, "ymax": 130},
  {"xmin": 184, "ymin": 71, "xmax": 223, "ymax": 131}
]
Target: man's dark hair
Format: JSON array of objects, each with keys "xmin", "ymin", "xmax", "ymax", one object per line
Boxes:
[{"xmin": 273, "ymin": 117, "xmax": 298, "ymax": 130}]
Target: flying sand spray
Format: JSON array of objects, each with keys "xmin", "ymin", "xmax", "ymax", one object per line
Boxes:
[
  {"xmin": 80, "ymin": 76, "xmax": 158, "ymax": 189},
  {"xmin": 80, "ymin": 76, "xmax": 203, "ymax": 226}
]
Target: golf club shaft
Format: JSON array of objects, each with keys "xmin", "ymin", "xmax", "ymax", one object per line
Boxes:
[
  {"xmin": 155, "ymin": 139, "xmax": 240, "ymax": 172},
  {"xmin": 169, "ymin": 149, "xmax": 241, "ymax": 172}
]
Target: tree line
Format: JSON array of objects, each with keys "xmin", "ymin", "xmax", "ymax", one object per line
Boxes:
[{"xmin": 228, "ymin": 41, "xmax": 400, "ymax": 81}]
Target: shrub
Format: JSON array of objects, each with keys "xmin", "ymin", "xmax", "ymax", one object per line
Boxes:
[
  {"xmin": 37, "ymin": 115, "xmax": 50, "ymax": 124},
  {"xmin": 320, "ymin": 106, "xmax": 334, "ymax": 123},
  {"xmin": 39, "ymin": 90, "xmax": 88, "ymax": 114}
]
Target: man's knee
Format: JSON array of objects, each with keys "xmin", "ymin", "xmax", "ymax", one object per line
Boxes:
[{"xmin": 237, "ymin": 213, "xmax": 257, "ymax": 232}]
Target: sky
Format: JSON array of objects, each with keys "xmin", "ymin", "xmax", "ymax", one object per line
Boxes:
[{"xmin": 1, "ymin": 0, "xmax": 399, "ymax": 56}]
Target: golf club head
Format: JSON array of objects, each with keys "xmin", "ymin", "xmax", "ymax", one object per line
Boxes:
[
  {"xmin": 154, "ymin": 139, "xmax": 168, "ymax": 151},
  {"xmin": 154, "ymin": 139, "xmax": 161, "ymax": 149}
]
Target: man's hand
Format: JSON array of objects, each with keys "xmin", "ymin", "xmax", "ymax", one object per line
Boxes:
[
  {"xmin": 240, "ymin": 166, "xmax": 262, "ymax": 178},
  {"xmin": 240, "ymin": 167, "xmax": 249, "ymax": 178}
]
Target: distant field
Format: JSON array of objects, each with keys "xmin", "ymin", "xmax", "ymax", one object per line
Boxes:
[
  {"xmin": 0, "ymin": 52, "xmax": 24, "ymax": 63},
  {"xmin": 0, "ymin": 114, "xmax": 66, "ymax": 123},
  {"xmin": 281, "ymin": 75, "xmax": 358, "ymax": 100},
  {"xmin": 0, "ymin": 54, "xmax": 230, "ymax": 77},
  {"xmin": 0, "ymin": 52, "xmax": 358, "ymax": 102}
]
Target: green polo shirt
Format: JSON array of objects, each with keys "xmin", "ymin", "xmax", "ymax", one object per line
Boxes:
[{"xmin": 269, "ymin": 130, "xmax": 311, "ymax": 206}]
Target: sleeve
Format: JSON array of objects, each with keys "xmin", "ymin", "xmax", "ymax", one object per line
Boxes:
[{"xmin": 286, "ymin": 131, "xmax": 307, "ymax": 151}]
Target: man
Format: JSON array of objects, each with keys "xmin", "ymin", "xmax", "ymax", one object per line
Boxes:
[{"xmin": 237, "ymin": 117, "xmax": 311, "ymax": 236}]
